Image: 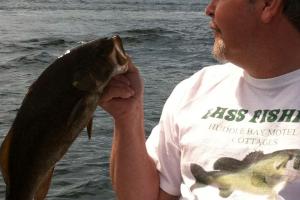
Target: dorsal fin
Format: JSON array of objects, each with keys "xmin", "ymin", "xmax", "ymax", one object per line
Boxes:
[
  {"xmin": 214, "ymin": 157, "xmax": 245, "ymax": 171},
  {"xmin": 213, "ymin": 151, "xmax": 265, "ymax": 172},
  {"xmin": 243, "ymin": 151, "xmax": 265, "ymax": 164}
]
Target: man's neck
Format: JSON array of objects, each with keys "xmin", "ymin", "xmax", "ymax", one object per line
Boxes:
[{"xmin": 233, "ymin": 20, "xmax": 300, "ymax": 79}]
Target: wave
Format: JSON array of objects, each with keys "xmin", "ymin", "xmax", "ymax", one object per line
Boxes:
[
  {"xmin": 28, "ymin": 38, "xmax": 69, "ymax": 48},
  {"xmin": 4, "ymin": 51, "xmax": 55, "ymax": 69},
  {"xmin": 23, "ymin": 37, "xmax": 78, "ymax": 49},
  {"xmin": 0, "ymin": 1, "xmax": 201, "ymax": 12},
  {"xmin": 2, "ymin": 37, "xmax": 77, "ymax": 53},
  {"xmin": 114, "ymin": 27, "xmax": 183, "ymax": 45},
  {"xmin": 1, "ymin": 36, "xmax": 80, "ymax": 70},
  {"xmin": 121, "ymin": 27, "xmax": 176, "ymax": 36}
]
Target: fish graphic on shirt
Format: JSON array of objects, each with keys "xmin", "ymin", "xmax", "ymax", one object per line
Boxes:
[{"xmin": 190, "ymin": 149, "xmax": 300, "ymax": 199}]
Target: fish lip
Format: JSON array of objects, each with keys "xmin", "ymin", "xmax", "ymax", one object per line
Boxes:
[
  {"xmin": 109, "ymin": 35, "xmax": 129, "ymax": 76},
  {"xmin": 115, "ymin": 59, "xmax": 129, "ymax": 75}
]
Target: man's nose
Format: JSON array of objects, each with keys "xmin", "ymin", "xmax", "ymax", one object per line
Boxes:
[{"xmin": 205, "ymin": 0, "xmax": 215, "ymax": 17}]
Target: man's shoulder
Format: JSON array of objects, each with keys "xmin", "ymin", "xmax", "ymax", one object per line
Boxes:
[
  {"xmin": 166, "ymin": 63, "xmax": 242, "ymax": 111},
  {"xmin": 193, "ymin": 62, "xmax": 242, "ymax": 81},
  {"xmin": 178, "ymin": 62, "xmax": 242, "ymax": 90}
]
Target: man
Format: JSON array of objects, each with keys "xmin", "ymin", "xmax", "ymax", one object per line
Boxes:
[{"xmin": 99, "ymin": 0, "xmax": 300, "ymax": 199}]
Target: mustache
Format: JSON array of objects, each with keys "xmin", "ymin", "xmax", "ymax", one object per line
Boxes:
[{"xmin": 210, "ymin": 22, "xmax": 221, "ymax": 33}]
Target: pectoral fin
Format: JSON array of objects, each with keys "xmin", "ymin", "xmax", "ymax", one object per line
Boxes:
[
  {"xmin": 34, "ymin": 167, "xmax": 54, "ymax": 200},
  {"xmin": 214, "ymin": 157, "xmax": 246, "ymax": 171},
  {"xmin": 219, "ymin": 188, "xmax": 233, "ymax": 198},
  {"xmin": 86, "ymin": 117, "xmax": 93, "ymax": 140},
  {"xmin": 251, "ymin": 172, "xmax": 267, "ymax": 187},
  {"xmin": 0, "ymin": 130, "xmax": 13, "ymax": 185},
  {"xmin": 73, "ymin": 71, "xmax": 96, "ymax": 91},
  {"xmin": 66, "ymin": 95, "xmax": 97, "ymax": 141}
]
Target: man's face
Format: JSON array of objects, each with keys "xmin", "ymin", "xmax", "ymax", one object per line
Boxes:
[{"xmin": 205, "ymin": 0, "xmax": 259, "ymax": 63}]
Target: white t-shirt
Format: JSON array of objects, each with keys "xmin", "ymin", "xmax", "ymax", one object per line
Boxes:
[{"xmin": 146, "ymin": 63, "xmax": 300, "ymax": 200}]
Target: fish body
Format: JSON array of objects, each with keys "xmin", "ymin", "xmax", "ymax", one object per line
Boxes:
[
  {"xmin": 0, "ymin": 35, "xmax": 128, "ymax": 200},
  {"xmin": 191, "ymin": 149, "xmax": 300, "ymax": 199}
]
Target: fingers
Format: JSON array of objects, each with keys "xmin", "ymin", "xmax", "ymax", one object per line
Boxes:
[
  {"xmin": 99, "ymin": 76, "xmax": 135, "ymax": 103},
  {"xmin": 98, "ymin": 55, "xmax": 144, "ymax": 118},
  {"xmin": 99, "ymin": 55, "xmax": 142, "ymax": 107},
  {"xmin": 113, "ymin": 74, "xmax": 131, "ymax": 86},
  {"xmin": 100, "ymin": 85, "xmax": 134, "ymax": 102}
]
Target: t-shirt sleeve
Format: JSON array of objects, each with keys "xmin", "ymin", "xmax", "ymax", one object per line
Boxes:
[
  {"xmin": 146, "ymin": 123, "xmax": 181, "ymax": 196},
  {"xmin": 146, "ymin": 82, "xmax": 186, "ymax": 196}
]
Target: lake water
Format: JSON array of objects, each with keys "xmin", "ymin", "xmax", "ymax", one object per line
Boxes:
[{"xmin": 0, "ymin": 0, "xmax": 217, "ymax": 199}]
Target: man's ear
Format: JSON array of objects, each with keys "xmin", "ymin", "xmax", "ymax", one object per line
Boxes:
[{"xmin": 260, "ymin": 0, "xmax": 284, "ymax": 23}]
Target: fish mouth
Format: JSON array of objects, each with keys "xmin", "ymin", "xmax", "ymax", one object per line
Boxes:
[{"xmin": 109, "ymin": 35, "xmax": 129, "ymax": 76}]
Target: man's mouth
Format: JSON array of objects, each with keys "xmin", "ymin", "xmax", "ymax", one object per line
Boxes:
[{"xmin": 210, "ymin": 22, "xmax": 221, "ymax": 34}]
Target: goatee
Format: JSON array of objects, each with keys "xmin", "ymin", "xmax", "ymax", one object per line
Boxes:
[{"xmin": 212, "ymin": 36, "xmax": 227, "ymax": 63}]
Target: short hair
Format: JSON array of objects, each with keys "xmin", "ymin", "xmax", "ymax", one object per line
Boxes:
[{"xmin": 283, "ymin": 0, "xmax": 300, "ymax": 32}]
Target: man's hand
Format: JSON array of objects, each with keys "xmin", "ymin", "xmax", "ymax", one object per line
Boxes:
[
  {"xmin": 99, "ymin": 57, "xmax": 166, "ymax": 200},
  {"xmin": 98, "ymin": 57, "xmax": 144, "ymax": 122}
]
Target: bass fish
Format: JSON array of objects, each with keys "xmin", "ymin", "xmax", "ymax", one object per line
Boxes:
[
  {"xmin": 0, "ymin": 35, "xmax": 128, "ymax": 200},
  {"xmin": 191, "ymin": 149, "xmax": 300, "ymax": 199}
]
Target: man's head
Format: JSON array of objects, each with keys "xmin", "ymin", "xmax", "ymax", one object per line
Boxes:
[
  {"xmin": 205, "ymin": 0, "xmax": 259, "ymax": 63},
  {"xmin": 206, "ymin": 0, "xmax": 300, "ymax": 63}
]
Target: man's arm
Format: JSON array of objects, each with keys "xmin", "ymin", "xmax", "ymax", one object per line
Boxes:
[
  {"xmin": 110, "ymin": 117, "xmax": 179, "ymax": 200},
  {"xmin": 100, "ymin": 58, "xmax": 179, "ymax": 199},
  {"xmin": 109, "ymin": 112, "xmax": 160, "ymax": 200}
]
